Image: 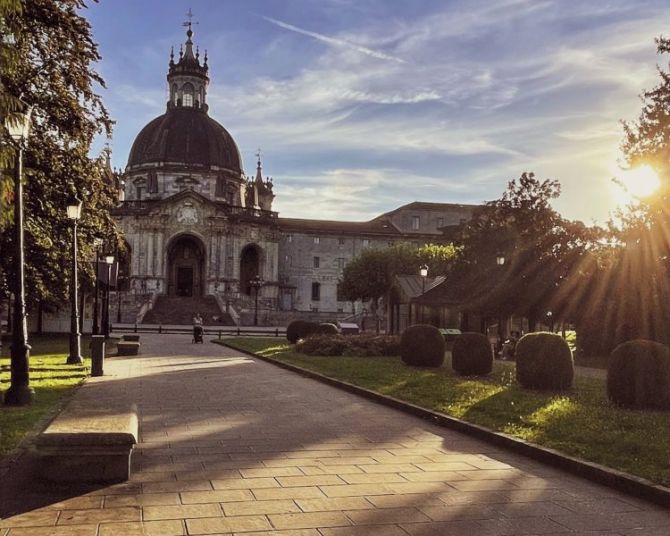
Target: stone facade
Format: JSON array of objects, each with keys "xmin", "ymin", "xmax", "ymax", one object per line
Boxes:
[{"xmin": 110, "ymin": 27, "xmax": 477, "ymax": 325}]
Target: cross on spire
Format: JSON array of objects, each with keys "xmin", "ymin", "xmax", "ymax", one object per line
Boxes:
[
  {"xmin": 255, "ymin": 148, "xmax": 262, "ymax": 165},
  {"xmin": 183, "ymin": 8, "xmax": 198, "ymax": 31}
]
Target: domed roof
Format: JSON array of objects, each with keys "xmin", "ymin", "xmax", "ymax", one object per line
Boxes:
[{"xmin": 127, "ymin": 108, "xmax": 242, "ymax": 172}]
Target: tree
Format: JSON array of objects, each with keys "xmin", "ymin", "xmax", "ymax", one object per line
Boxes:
[
  {"xmin": 451, "ymin": 173, "xmax": 598, "ymax": 330},
  {"xmin": 0, "ymin": 0, "xmax": 121, "ymax": 310},
  {"xmin": 338, "ymin": 242, "xmax": 459, "ymax": 313}
]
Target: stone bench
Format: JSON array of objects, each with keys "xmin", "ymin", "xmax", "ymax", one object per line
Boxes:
[
  {"xmin": 35, "ymin": 403, "xmax": 138, "ymax": 482},
  {"xmin": 122, "ymin": 334, "xmax": 140, "ymax": 342},
  {"xmin": 117, "ymin": 341, "xmax": 140, "ymax": 356}
]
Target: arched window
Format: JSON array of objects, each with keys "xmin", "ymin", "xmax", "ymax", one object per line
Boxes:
[
  {"xmin": 182, "ymin": 83, "xmax": 194, "ymax": 107},
  {"xmin": 172, "ymin": 84, "xmax": 178, "ymax": 105}
]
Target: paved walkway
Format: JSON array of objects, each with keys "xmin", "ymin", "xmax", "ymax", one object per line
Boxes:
[{"xmin": 1, "ymin": 334, "xmax": 669, "ymax": 535}]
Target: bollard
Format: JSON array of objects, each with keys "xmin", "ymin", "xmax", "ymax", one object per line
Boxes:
[
  {"xmin": 275, "ymin": 328, "xmax": 279, "ymax": 337},
  {"xmin": 134, "ymin": 323, "xmax": 138, "ymax": 333},
  {"xmin": 236, "ymin": 327, "xmax": 240, "ymax": 336},
  {"xmin": 218, "ymin": 330, "xmax": 222, "ymax": 339},
  {"xmin": 159, "ymin": 324, "xmax": 162, "ymax": 334},
  {"xmin": 91, "ymin": 335, "xmax": 105, "ymax": 377}
]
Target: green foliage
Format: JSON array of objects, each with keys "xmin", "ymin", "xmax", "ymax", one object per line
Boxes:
[
  {"xmin": 296, "ymin": 334, "xmax": 347, "ymax": 356},
  {"xmin": 451, "ymin": 332, "xmax": 493, "ymax": 376},
  {"xmin": 607, "ymin": 340, "xmax": 670, "ymax": 409},
  {"xmin": 516, "ymin": 332, "xmax": 574, "ymax": 391},
  {"xmin": 286, "ymin": 320, "xmax": 319, "ymax": 344},
  {"xmin": 400, "ymin": 324, "xmax": 445, "ymax": 368},
  {"xmin": 295, "ymin": 333, "xmax": 401, "ymax": 357},
  {"xmin": 0, "ymin": 0, "xmax": 121, "ymax": 309},
  {"xmin": 338, "ymin": 242, "xmax": 459, "ymax": 312},
  {"xmin": 451, "ymin": 173, "xmax": 604, "ymax": 330}
]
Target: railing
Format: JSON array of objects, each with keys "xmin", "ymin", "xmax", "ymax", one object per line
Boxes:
[{"xmin": 110, "ymin": 323, "xmax": 286, "ymax": 338}]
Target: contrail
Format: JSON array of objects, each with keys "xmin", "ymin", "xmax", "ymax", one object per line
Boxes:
[{"xmin": 262, "ymin": 15, "xmax": 406, "ymax": 64}]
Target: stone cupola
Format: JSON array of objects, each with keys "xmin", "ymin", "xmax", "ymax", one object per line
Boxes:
[{"xmin": 167, "ymin": 20, "xmax": 209, "ymax": 112}]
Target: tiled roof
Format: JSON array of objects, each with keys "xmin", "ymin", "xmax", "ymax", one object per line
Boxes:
[{"xmin": 277, "ymin": 217, "xmax": 402, "ymax": 235}]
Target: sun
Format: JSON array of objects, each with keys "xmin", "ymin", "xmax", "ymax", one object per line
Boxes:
[{"xmin": 613, "ymin": 165, "xmax": 661, "ymax": 206}]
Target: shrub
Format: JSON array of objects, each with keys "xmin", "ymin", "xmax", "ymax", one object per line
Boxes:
[
  {"xmin": 451, "ymin": 332, "xmax": 493, "ymax": 376},
  {"xmin": 317, "ymin": 323, "xmax": 339, "ymax": 335},
  {"xmin": 296, "ymin": 334, "xmax": 347, "ymax": 356},
  {"xmin": 286, "ymin": 320, "xmax": 319, "ymax": 344},
  {"xmin": 607, "ymin": 340, "xmax": 670, "ymax": 409},
  {"xmin": 400, "ymin": 324, "xmax": 445, "ymax": 367},
  {"xmin": 515, "ymin": 332, "xmax": 574, "ymax": 391}
]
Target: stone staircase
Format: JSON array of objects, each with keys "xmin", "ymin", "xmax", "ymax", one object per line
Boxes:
[{"xmin": 142, "ymin": 295, "xmax": 234, "ymax": 325}]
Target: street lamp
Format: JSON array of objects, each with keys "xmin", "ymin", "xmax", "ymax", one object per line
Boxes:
[
  {"xmin": 419, "ymin": 264, "xmax": 428, "ymax": 294},
  {"xmin": 3, "ymin": 101, "xmax": 35, "ymax": 406},
  {"xmin": 66, "ymin": 195, "xmax": 83, "ymax": 364},
  {"xmin": 102, "ymin": 255, "xmax": 114, "ymax": 337},
  {"xmin": 496, "ymin": 254, "xmax": 505, "ymax": 266},
  {"xmin": 249, "ymin": 275, "xmax": 264, "ymax": 326},
  {"xmin": 92, "ymin": 238, "xmax": 103, "ymax": 334}
]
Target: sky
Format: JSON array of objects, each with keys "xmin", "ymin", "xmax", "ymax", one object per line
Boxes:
[{"xmin": 85, "ymin": 0, "xmax": 670, "ymax": 224}]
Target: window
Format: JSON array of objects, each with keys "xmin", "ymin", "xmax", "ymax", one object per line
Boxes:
[
  {"xmin": 136, "ymin": 186, "xmax": 143, "ymax": 200},
  {"xmin": 337, "ymin": 258, "xmax": 345, "ymax": 269},
  {"xmin": 311, "ymin": 282, "xmax": 321, "ymax": 301},
  {"xmin": 338, "ymin": 237, "xmax": 345, "ymax": 245},
  {"xmin": 313, "ymin": 256, "xmax": 320, "ymax": 268},
  {"xmin": 362, "ymin": 239, "xmax": 369, "ymax": 247},
  {"xmin": 412, "ymin": 216, "xmax": 420, "ymax": 230},
  {"xmin": 313, "ymin": 236, "xmax": 320, "ymax": 244},
  {"xmin": 215, "ymin": 176, "xmax": 225, "ymax": 197},
  {"xmin": 337, "ymin": 284, "xmax": 346, "ymax": 301},
  {"xmin": 147, "ymin": 171, "xmax": 158, "ymax": 194},
  {"xmin": 286, "ymin": 234, "xmax": 293, "ymax": 243},
  {"xmin": 182, "ymin": 93, "xmax": 193, "ymax": 107},
  {"xmin": 437, "ymin": 217, "xmax": 444, "ymax": 227},
  {"xmin": 182, "ymin": 83, "xmax": 194, "ymax": 107},
  {"xmin": 285, "ymin": 255, "xmax": 292, "ymax": 266}
]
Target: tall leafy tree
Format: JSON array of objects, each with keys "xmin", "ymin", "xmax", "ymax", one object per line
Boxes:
[
  {"xmin": 338, "ymin": 242, "xmax": 459, "ymax": 313},
  {"xmin": 451, "ymin": 173, "xmax": 597, "ymax": 330},
  {"xmin": 0, "ymin": 0, "xmax": 120, "ymax": 310}
]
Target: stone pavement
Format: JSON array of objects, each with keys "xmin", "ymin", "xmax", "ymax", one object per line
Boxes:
[{"xmin": 1, "ymin": 333, "xmax": 669, "ymax": 535}]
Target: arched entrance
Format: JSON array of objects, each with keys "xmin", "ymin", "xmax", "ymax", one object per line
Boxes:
[
  {"xmin": 240, "ymin": 244, "xmax": 261, "ymax": 295},
  {"xmin": 167, "ymin": 234, "xmax": 205, "ymax": 297}
]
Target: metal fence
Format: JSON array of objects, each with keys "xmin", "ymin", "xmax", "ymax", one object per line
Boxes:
[{"xmin": 110, "ymin": 323, "xmax": 286, "ymax": 338}]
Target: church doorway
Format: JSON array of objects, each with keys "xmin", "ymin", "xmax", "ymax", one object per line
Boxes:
[
  {"xmin": 167, "ymin": 234, "xmax": 205, "ymax": 297},
  {"xmin": 240, "ymin": 245, "xmax": 261, "ymax": 295}
]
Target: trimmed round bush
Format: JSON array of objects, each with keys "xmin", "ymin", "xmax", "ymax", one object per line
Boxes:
[
  {"xmin": 316, "ymin": 323, "xmax": 339, "ymax": 335},
  {"xmin": 607, "ymin": 339, "xmax": 670, "ymax": 409},
  {"xmin": 286, "ymin": 320, "xmax": 319, "ymax": 344},
  {"xmin": 451, "ymin": 332, "xmax": 493, "ymax": 376},
  {"xmin": 515, "ymin": 332, "xmax": 574, "ymax": 391},
  {"xmin": 400, "ymin": 324, "xmax": 445, "ymax": 367}
]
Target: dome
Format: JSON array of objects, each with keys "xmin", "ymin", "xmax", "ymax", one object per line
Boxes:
[{"xmin": 127, "ymin": 108, "xmax": 242, "ymax": 172}]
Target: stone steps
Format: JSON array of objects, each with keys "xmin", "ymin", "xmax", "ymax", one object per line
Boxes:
[{"xmin": 142, "ymin": 295, "xmax": 234, "ymax": 325}]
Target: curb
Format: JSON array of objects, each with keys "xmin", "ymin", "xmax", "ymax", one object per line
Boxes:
[{"xmin": 217, "ymin": 340, "xmax": 670, "ymax": 509}]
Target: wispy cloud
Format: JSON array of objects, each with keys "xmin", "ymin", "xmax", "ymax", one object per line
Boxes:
[{"xmin": 261, "ymin": 15, "xmax": 407, "ymax": 64}]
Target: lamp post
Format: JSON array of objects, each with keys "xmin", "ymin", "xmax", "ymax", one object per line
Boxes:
[
  {"xmin": 102, "ymin": 255, "xmax": 114, "ymax": 337},
  {"xmin": 496, "ymin": 254, "xmax": 506, "ymax": 354},
  {"xmin": 418, "ymin": 265, "xmax": 428, "ymax": 324},
  {"xmin": 92, "ymin": 238, "xmax": 102, "ymax": 334},
  {"xmin": 66, "ymin": 195, "xmax": 83, "ymax": 364},
  {"xmin": 249, "ymin": 275, "xmax": 264, "ymax": 326},
  {"xmin": 3, "ymin": 101, "xmax": 34, "ymax": 406},
  {"xmin": 419, "ymin": 264, "xmax": 428, "ymax": 294}
]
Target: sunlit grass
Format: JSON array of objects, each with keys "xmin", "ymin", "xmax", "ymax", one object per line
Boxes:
[
  {"xmin": 0, "ymin": 336, "xmax": 90, "ymax": 455},
  {"xmin": 224, "ymin": 336, "xmax": 670, "ymax": 488}
]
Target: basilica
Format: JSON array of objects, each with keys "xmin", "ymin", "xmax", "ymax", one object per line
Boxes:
[{"xmin": 111, "ymin": 25, "xmax": 475, "ymax": 326}]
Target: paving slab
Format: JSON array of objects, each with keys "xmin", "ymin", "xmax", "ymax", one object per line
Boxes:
[{"xmin": 1, "ymin": 332, "xmax": 669, "ymax": 534}]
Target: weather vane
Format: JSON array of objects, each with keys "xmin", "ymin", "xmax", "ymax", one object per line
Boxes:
[
  {"xmin": 256, "ymin": 148, "xmax": 262, "ymax": 163},
  {"xmin": 183, "ymin": 8, "xmax": 198, "ymax": 31}
]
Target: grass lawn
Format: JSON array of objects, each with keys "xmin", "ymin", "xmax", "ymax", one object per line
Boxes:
[
  {"xmin": 223, "ymin": 337, "xmax": 670, "ymax": 488},
  {"xmin": 0, "ymin": 335, "xmax": 90, "ymax": 456}
]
